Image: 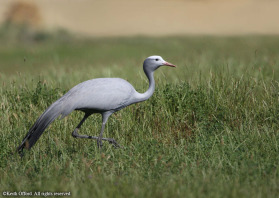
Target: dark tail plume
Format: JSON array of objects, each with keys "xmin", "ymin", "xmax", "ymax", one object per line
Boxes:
[{"xmin": 17, "ymin": 101, "xmax": 63, "ymax": 154}]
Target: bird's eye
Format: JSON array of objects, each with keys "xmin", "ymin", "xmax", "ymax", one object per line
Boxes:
[{"xmin": 155, "ymin": 59, "xmax": 159, "ymax": 61}]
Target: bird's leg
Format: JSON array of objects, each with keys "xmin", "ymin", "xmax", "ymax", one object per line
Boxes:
[
  {"xmin": 97, "ymin": 112, "xmax": 111, "ymax": 150},
  {"xmin": 97, "ymin": 123, "xmax": 105, "ymax": 150},
  {"xmin": 72, "ymin": 114, "xmax": 90, "ymax": 138},
  {"xmin": 72, "ymin": 112, "xmax": 121, "ymax": 149}
]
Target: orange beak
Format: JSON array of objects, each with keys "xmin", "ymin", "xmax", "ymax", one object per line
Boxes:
[{"xmin": 163, "ymin": 61, "xmax": 176, "ymax": 67}]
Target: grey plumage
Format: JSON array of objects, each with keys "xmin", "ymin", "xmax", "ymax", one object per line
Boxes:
[
  {"xmin": 17, "ymin": 56, "xmax": 176, "ymax": 154},
  {"xmin": 17, "ymin": 101, "xmax": 63, "ymax": 150}
]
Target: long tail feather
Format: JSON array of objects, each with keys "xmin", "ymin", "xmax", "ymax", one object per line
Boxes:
[{"xmin": 17, "ymin": 101, "xmax": 63, "ymax": 154}]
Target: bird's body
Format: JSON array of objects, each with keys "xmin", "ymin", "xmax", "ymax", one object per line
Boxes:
[
  {"xmin": 17, "ymin": 56, "xmax": 175, "ymax": 154},
  {"xmin": 56, "ymin": 78, "xmax": 137, "ymax": 116}
]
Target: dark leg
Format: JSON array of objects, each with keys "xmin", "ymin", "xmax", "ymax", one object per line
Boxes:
[{"xmin": 72, "ymin": 113, "xmax": 90, "ymax": 138}]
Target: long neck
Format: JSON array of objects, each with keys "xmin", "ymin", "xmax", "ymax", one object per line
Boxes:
[{"xmin": 135, "ymin": 68, "xmax": 155, "ymax": 102}]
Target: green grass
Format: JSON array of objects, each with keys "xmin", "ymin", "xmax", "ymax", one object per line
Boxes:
[{"xmin": 1, "ymin": 35, "xmax": 279, "ymax": 197}]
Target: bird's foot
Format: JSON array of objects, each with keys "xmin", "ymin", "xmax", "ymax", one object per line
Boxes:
[
  {"xmin": 104, "ymin": 138, "xmax": 122, "ymax": 148},
  {"xmin": 72, "ymin": 130, "xmax": 121, "ymax": 149}
]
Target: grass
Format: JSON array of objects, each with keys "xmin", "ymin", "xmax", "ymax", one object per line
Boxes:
[{"xmin": 1, "ymin": 35, "xmax": 279, "ymax": 197}]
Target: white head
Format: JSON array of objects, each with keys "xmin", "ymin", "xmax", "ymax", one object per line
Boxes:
[{"xmin": 143, "ymin": 55, "xmax": 176, "ymax": 73}]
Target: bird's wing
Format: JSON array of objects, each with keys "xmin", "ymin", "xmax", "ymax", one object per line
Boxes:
[{"xmin": 61, "ymin": 78, "xmax": 136, "ymax": 114}]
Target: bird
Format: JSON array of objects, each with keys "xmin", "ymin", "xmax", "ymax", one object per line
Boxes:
[{"xmin": 17, "ymin": 55, "xmax": 176, "ymax": 154}]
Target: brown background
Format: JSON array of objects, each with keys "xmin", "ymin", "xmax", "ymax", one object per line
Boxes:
[{"xmin": 0, "ymin": 0, "xmax": 278, "ymax": 36}]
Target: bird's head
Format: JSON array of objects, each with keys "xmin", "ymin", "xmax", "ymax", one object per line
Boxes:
[{"xmin": 143, "ymin": 55, "xmax": 176, "ymax": 73}]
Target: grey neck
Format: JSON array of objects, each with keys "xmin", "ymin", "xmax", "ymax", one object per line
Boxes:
[{"xmin": 134, "ymin": 68, "xmax": 155, "ymax": 103}]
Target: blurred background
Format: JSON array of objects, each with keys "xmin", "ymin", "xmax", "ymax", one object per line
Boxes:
[
  {"xmin": 0, "ymin": 0, "xmax": 278, "ymax": 76},
  {"xmin": 0, "ymin": 0, "xmax": 278, "ymax": 37}
]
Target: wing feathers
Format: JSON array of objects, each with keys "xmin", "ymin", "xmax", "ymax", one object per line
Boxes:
[{"xmin": 17, "ymin": 100, "xmax": 64, "ymax": 153}]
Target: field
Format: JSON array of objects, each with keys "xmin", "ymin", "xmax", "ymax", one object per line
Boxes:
[{"xmin": 1, "ymin": 35, "xmax": 279, "ymax": 197}]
